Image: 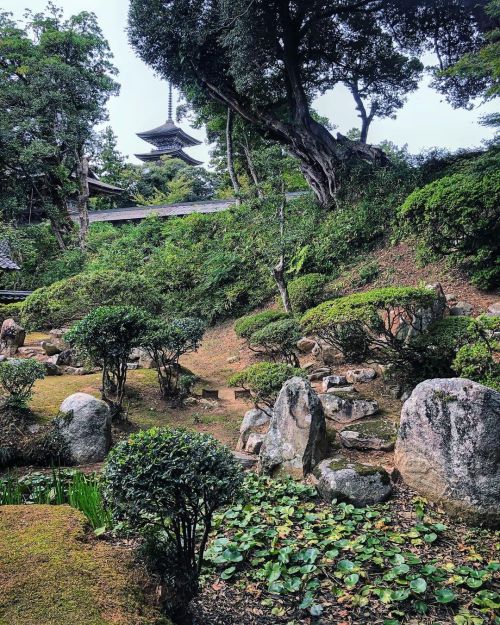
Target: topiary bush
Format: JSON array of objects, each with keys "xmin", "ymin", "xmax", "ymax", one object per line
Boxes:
[
  {"xmin": 287, "ymin": 273, "xmax": 328, "ymax": 312},
  {"xmin": 20, "ymin": 270, "xmax": 161, "ymax": 330},
  {"xmin": 103, "ymin": 427, "xmax": 243, "ymax": 623},
  {"xmin": 248, "ymin": 317, "xmax": 301, "ymax": 365},
  {"xmin": 65, "ymin": 306, "xmax": 150, "ymax": 417},
  {"xmin": 229, "ymin": 362, "xmax": 305, "ymax": 412},
  {"xmin": 301, "ymin": 286, "xmax": 437, "ymax": 364},
  {"xmin": 142, "ymin": 317, "xmax": 205, "ymax": 401},
  {"xmin": 398, "ymin": 168, "xmax": 500, "ymax": 289},
  {"xmin": 234, "ymin": 310, "xmax": 289, "ymax": 343},
  {"xmin": 0, "ymin": 358, "xmax": 45, "ymax": 408},
  {"xmin": 453, "ymin": 342, "xmax": 500, "ymax": 391},
  {"xmin": 0, "ymin": 302, "xmax": 22, "ymax": 326}
]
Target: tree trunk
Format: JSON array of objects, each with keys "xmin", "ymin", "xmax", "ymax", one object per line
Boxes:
[
  {"xmin": 242, "ymin": 143, "xmax": 263, "ymax": 198},
  {"xmin": 226, "ymin": 108, "xmax": 241, "ymax": 205},
  {"xmin": 76, "ymin": 153, "xmax": 90, "ymax": 249},
  {"xmin": 273, "ymin": 194, "xmax": 292, "ymax": 313}
]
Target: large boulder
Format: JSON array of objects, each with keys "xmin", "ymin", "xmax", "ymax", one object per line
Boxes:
[
  {"xmin": 236, "ymin": 408, "xmax": 270, "ymax": 451},
  {"xmin": 259, "ymin": 377, "xmax": 328, "ymax": 477},
  {"xmin": 0, "ymin": 319, "xmax": 26, "ymax": 355},
  {"xmin": 314, "ymin": 457, "xmax": 392, "ymax": 506},
  {"xmin": 395, "ymin": 378, "xmax": 500, "ymax": 527},
  {"xmin": 319, "ymin": 392, "xmax": 379, "ymax": 423},
  {"xmin": 55, "ymin": 393, "xmax": 111, "ymax": 464}
]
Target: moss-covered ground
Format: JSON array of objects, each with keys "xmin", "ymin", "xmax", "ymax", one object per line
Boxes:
[{"xmin": 0, "ymin": 505, "xmax": 169, "ymax": 625}]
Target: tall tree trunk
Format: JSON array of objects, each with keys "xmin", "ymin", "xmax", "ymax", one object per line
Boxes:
[
  {"xmin": 242, "ymin": 142, "xmax": 263, "ymax": 198},
  {"xmin": 226, "ymin": 108, "xmax": 241, "ymax": 206},
  {"xmin": 273, "ymin": 193, "xmax": 292, "ymax": 313},
  {"xmin": 76, "ymin": 153, "xmax": 90, "ymax": 249}
]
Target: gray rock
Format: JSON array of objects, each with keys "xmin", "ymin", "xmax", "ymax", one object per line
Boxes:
[
  {"xmin": 41, "ymin": 341, "xmax": 61, "ymax": 357},
  {"xmin": 340, "ymin": 420, "xmax": 397, "ymax": 451},
  {"xmin": 445, "ymin": 293, "xmax": 458, "ymax": 303},
  {"xmin": 487, "ymin": 302, "xmax": 500, "ymax": 317},
  {"xmin": 345, "ymin": 368, "xmax": 376, "ymax": 383},
  {"xmin": 395, "ymin": 378, "xmax": 500, "ymax": 527},
  {"xmin": 0, "ymin": 319, "xmax": 26, "ymax": 355},
  {"xmin": 297, "ymin": 337, "xmax": 317, "ymax": 353},
  {"xmin": 319, "ymin": 392, "xmax": 379, "ymax": 423},
  {"xmin": 259, "ymin": 377, "xmax": 328, "ymax": 477},
  {"xmin": 236, "ymin": 408, "xmax": 270, "ymax": 451},
  {"xmin": 56, "ymin": 349, "xmax": 83, "ymax": 368},
  {"xmin": 322, "ymin": 375, "xmax": 347, "ymax": 392},
  {"xmin": 450, "ymin": 301, "xmax": 473, "ymax": 316},
  {"xmin": 49, "ymin": 328, "xmax": 71, "ymax": 351},
  {"xmin": 129, "ymin": 347, "xmax": 156, "ymax": 369},
  {"xmin": 232, "ymin": 450, "xmax": 257, "ymax": 469},
  {"xmin": 314, "ymin": 457, "xmax": 392, "ymax": 506},
  {"xmin": 63, "ymin": 366, "xmax": 85, "ymax": 376},
  {"xmin": 44, "ymin": 361, "xmax": 62, "ymax": 376},
  {"xmin": 245, "ymin": 432, "xmax": 265, "ymax": 455},
  {"xmin": 395, "ymin": 283, "xmax": 447, "ymax": 342},
  {"xmin": 127, "ymin": 362, "xmax": 139, "ymax": 370},
  {"xmin": 55, "ymin": 393, "xmax": 111, "ymax": 464},
  {"xmin": 326, "ymin": 385, "xmax": 355, "ymax": 394},
  {"xmin": 307, "ymin": 368, "xmax": 330, "ymax": 381}
]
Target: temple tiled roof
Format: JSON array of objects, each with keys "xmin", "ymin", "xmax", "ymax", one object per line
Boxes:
[
  {"xmin": 134, "ymin": 147, "xmax": 203, "ymax": 165},
  {"xmin": 0, "ymin": 240, "xmax": 20, "ymax": 270}
]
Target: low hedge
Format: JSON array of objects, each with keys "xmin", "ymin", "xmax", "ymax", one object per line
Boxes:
[{"xmin": 20, "ymin": 270, "xmax": 162, "ymax": 330}]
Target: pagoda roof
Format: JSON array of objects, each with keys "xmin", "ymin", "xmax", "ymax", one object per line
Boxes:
[
  {"xmin": 137, "ymin": 120, "xmax": 201, "ymax": 147},
  {"xmin": 134, "ymin": 148, "xmax": 203, "ymax": 166},
  {"xmin": 0, "ymin": 240, "xmax": 20, "ymax": 271}
]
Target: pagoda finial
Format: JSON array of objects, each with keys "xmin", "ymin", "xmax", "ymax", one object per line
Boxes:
[{"xmin": 168, "ymin": 82, "xmax": 173, "ymax": 121}]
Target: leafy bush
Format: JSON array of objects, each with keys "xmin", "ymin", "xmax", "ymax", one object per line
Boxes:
[
  {"xmin": 0, "ymin": 358, "xmax": 45, "ymax": 407},
  {"xmin": 103, "ymin": 427, "xmax": 243, "ymax": 621},
  {"xmin": 354, "ymin": 261, "xmax": 380, "ymax": 287},
  {"xmin": 234, "ymin": 310, "xmax": 289, "ymax": 341},
  {"xmin": 229, "ymin": 362, "xmax": 305, "ymax": 411},
  {"xmin": 0, "ymin": 303, "xmax": 22, "ymax": 326},
  {"xmin": 249, "ymin": 318, "xmax": 301, "ymax": 365},
  {"xmin": 142, "ymin": 317, "xmax": 205, "ymax": 400},
  {"xmin": 287, "ymin": 273, "xmax": 328, "ymax": 312},
  {"xmin": 65, "ymin": 306, "xmax": 150, "ymax": 416},
  {"xmin": 454, "ymin": 342, "xmax": 500, "ymax": 390},
  {"xmin": 399, "ymin": 168, "xmax": 500, "ymax": 289},
  {"xmin": 301, "ymin": 286, "xmax": 437, "ymax": 364},
  {"xmin": 21, "ymin": 270, "xmax": 161, "ymax": 330}
]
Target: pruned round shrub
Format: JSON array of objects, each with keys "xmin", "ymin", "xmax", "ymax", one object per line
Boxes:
[
  {"xmin": 234, "ymin": 310, "xmax": 289, "ymax": 341},
  {"xmin": 0, "ymin": 358, "xmax": 45, "ymax": 407},
  {"xmin": 142, "ymin": 317, "xmax": 205, "ymax": 400},
  {"xmin": 103, "ymin": 427, "xmax": 243, "ymax": 620},
  {"xmin": 398, "ymin": 170, "xmax": 500, "ymax": 289},
  {"xmin": 249, "ymin": 317, "xmax": 301, "ymax": 365},
  {"xmin": 301, "ymin": 286, "xmax": 437, "ymax": 364},
  {"xmin": 21, "ymin": 270, "xmax": 162, "ymax": 330},
  {"xmin": 453, "ymin": 342, "xmax": 500, "ymax": 391},
  {"xmin": 65, "ymin": 306, "xmax": 150, "ymax": 416},
  {"xmin": 229, "ymin": 362, "xmax": 305, "ymax": 411},
  {"xmin": 287, "ymin": 273, "xmax": 328, "ymax": 312}
]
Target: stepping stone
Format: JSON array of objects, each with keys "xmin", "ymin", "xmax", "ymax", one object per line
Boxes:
[
  {"xmin": 339, "ymin": 420, "xmax": 397, "ymax": 451},
  {"xmin": 326, "ymin": 385, "xmax": 355, "ymax": 394},
  {"xmin": 314, "ymin": 457, "xmax": 392, "ymax": 506},
  {"xmin": 319, "ymin": 392, "xmax": 379, "ymax": 423}
]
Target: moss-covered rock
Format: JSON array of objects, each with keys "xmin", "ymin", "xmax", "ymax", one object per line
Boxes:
[{"xmin": 339, "ymin": 419, "xmax": 397, "ymax": 451}]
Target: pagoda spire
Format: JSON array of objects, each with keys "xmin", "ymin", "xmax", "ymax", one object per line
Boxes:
[{"xmin": 168, "ymin": 82, "xmax": 173, "ymax": 122}]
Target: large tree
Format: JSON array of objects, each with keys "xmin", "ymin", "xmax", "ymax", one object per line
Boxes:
[
  {"xmin": 0, "ymin": 6, "xmax": 119, "ymax": 246},
  {"xmin": 128, "ymin": 0, "xmax": 489, "ymax": 208}
]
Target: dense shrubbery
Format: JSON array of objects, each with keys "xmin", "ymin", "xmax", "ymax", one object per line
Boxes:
[
  {"xmin": 65, "ymin": 306, "xmax": 150, "ymax": 416},
  {"xmin": 21, "ymin": 270, "xmax": 161, "ymax": 330},
  {"xmin": 399, "ymin": 153, "xmax": 500, "ymax": 289},
  {"xmin": 143, "ymin": 317, "xmax": 205, "ymax": 401},
  {"xmin": 287, "ymin": 273, "xmax": 329, "ymax": 312},
  {"xmin": 234, "ymin": 310, "xmax": 289, "ymax": 341},
  {"xmin": 301, "ymin": 286, "xmax": 437, "ymax": 364},
  {"xmin": 249, "ymin": 317, "xmax": 301, "ymax": 365},
  {"xmin": 0, "ymin": 358, "xmax": 45, "ymax": 407},
  {"xmin": 229, "ymin": 362, "xmax": 305, "ymax": 412},
  {"xmin": 104, "ymin": 427, "xmax": 243, "ymax": 621},
  {"xmin": 0, "ymin": 303, "xmax": 22, "ymax": 325}
]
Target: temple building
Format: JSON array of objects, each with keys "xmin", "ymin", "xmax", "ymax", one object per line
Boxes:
[{"xmin": 135, "ymin": 84, "xmax": 202, "ymax": 166}]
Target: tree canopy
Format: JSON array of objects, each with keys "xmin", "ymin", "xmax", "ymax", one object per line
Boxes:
[{"xmin": 128, "ymin": 0, "xmax": 490, "ymax": 207}]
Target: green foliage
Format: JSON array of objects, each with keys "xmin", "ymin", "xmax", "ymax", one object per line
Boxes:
[
  {"xmin": 104, "ymin": 427, "xmax": 243, "ymax": 615},
  {"xmin": 287, "ymin": 273, "xmax": 328, "ymax": 312},
  {"xmin": 143, "ymin": 317, "xmax": 205, "ymax": 400},
  {"xmin": 399, "ymin": 164, "xmax": 500, "ymax": 289},
  {"xmin": 249, "ymin": 318, "xmax": 301, "ymax": 365},
  {"xmin": 301, "ymin": 286, "xmax": 436, "ymax": 364},
  {"xmin": 0, "ymin": 358, "xmax": 45, "ymax": 407},
  {"xmin": 229, "ymin": 362, "xmax": 305, "ymax": 410},
  {"xmin": 0, "ymin": 469, "xmax": 111, "ymax": 531},
  {"xmin": 205, "ymin": 474, "xmax": 498, "ymax": 622},
  {"xmin": 234, "ymin": 310, "xmax": 289, "ymax": 341},
  {"xmin": 21, "ymin": 270, "xmax": 161, "ymax": 330},
  {"xmin": 65, "ymin": 306, "xmax": 150, "ymax": 413},
  {"xmin": 355, "ymin": 261, "xmax": 380, "ymax": 287},
  {"xmin": 454, "ymin": 342, "xmax": 500, "ymax": 391},
  {"xmin": 0, "ymin": 303, "xmax": 22, "ymax": 326}
]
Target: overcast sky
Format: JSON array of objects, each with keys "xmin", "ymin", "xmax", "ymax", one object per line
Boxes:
[{"xmin": 3, "ymin": 0, "xmax": 497, "ymax": 166}]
